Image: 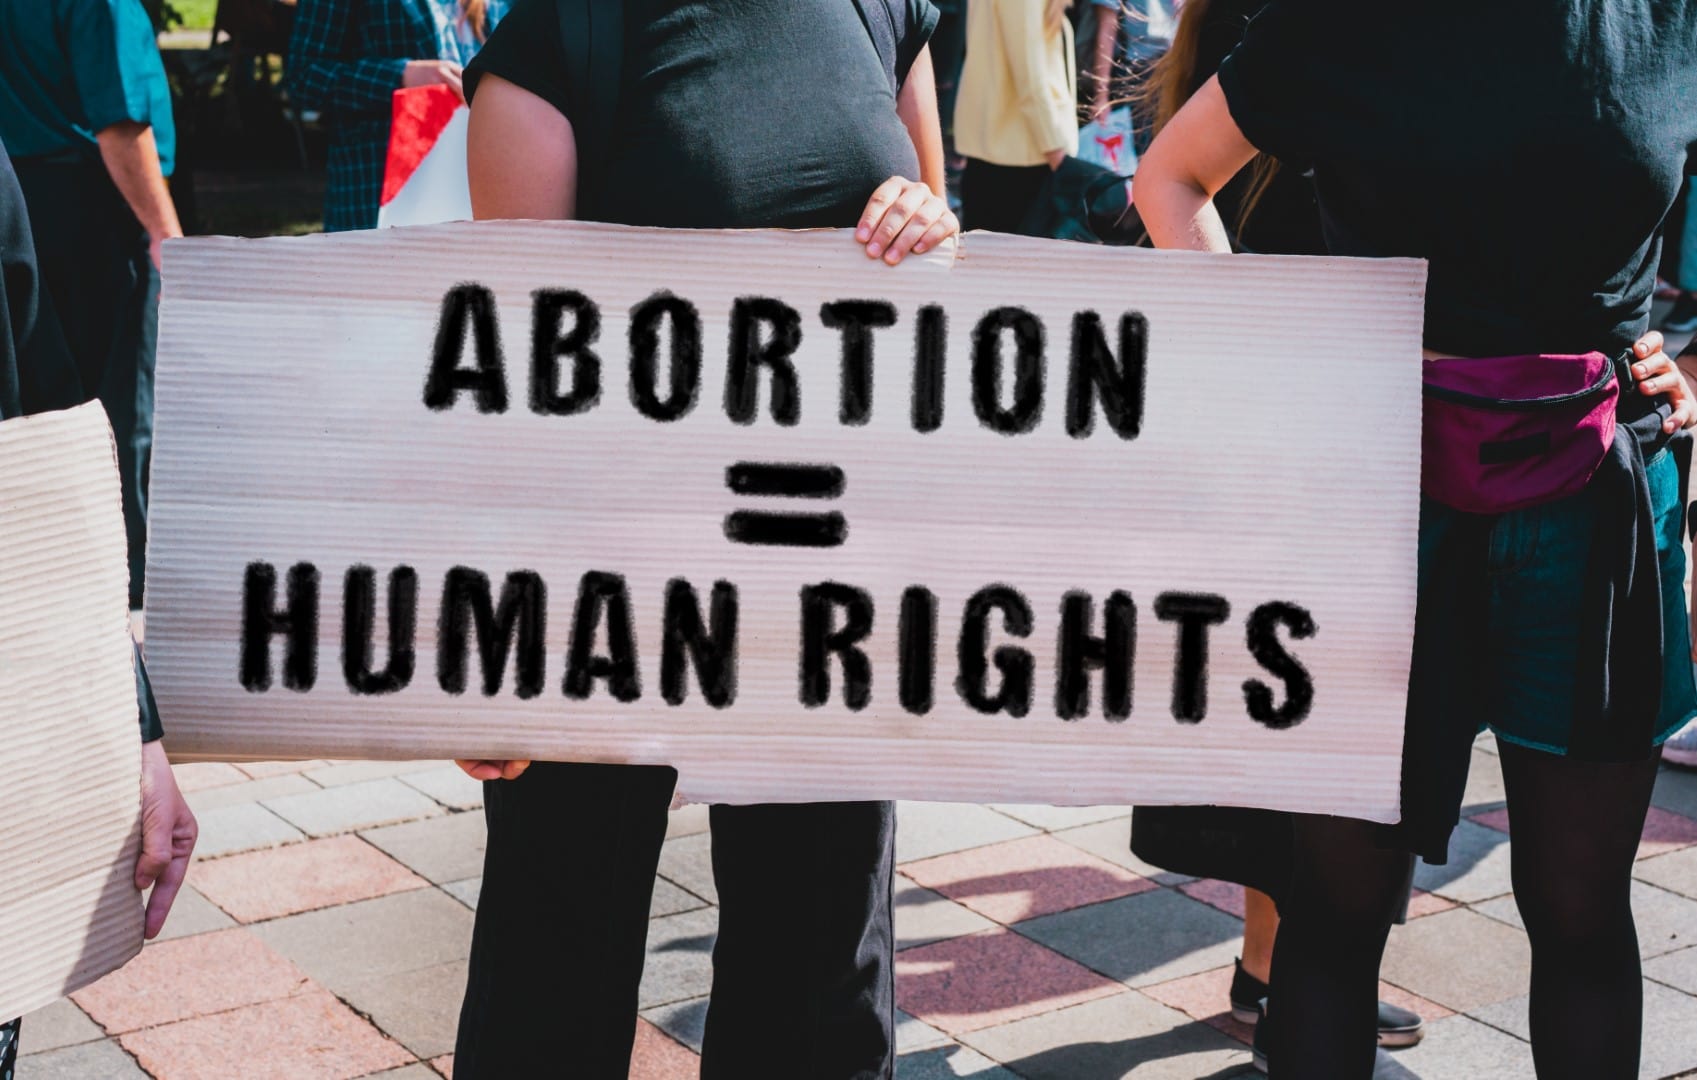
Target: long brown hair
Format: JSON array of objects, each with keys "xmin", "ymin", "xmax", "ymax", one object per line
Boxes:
[
  {"xmin": 1134, "ymin": 0, "xmax": 1278, "ymax": 235},
  {"xmin": 461, "ymin": 0, "xmax": 490, "ymax": 42}
]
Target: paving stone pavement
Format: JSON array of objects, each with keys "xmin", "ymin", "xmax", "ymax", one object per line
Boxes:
[{"xmin": 16, "ymin": 740, "xmax": 1697, "ymax": 1079}]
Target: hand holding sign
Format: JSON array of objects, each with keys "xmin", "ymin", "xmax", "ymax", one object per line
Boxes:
[
  {"xmin": 456, "ymin": 757, "xmax": 531, "ymax": 781},
  {"xmin": 856, "ymin": 176, "xmax": 959, "ymax": 264}
]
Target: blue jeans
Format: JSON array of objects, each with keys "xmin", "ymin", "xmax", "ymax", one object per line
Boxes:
[{"xmin": 1417, "ymin": 448, "xmax": 1697, "ymax": 754}]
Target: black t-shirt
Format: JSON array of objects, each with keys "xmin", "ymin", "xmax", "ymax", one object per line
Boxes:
[
  {"xmin": 1179, "ymin": 0, "xmax": 1324, "ymax": 257},
  {"xmin": 1218, "ymin": 1, "xmax": 1697, "ymax": 357},
  {"xmin": 465, "ymin": 0, "xmax": 938, "ymax": 229}
]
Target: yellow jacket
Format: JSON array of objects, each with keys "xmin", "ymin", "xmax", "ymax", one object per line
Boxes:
[{"xmin": 954, "ymin": 0, "xmax": 1079, "ymax": 168}]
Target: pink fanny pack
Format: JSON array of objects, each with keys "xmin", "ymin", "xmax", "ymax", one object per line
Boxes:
[{"xmin": 1421, "ymin": 351, "xmax": 1623, "ymax": 514}]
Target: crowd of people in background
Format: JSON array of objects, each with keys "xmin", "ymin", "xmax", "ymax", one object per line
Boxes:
[{"xmin": 2, "ymin": 1, "xmax": 1697, "ymax": 1078}]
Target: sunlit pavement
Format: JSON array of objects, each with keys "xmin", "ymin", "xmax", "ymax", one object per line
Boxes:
[{"xmin": 13, "ymin": 738, "xmax": 1697, "ymax": 1079}]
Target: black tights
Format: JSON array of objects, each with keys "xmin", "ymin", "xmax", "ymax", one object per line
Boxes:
[
  {"xmin": 1501, "ymin": 740, "xmax": 1661, "ymax": 1078},
  {"xmin": 1266, "ymin": 738, "xmax": 1661, "ymax": 1079}
]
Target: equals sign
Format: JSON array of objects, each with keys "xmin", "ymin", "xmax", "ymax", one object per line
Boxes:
[{"xmin": 723, "ymin": 462, "xmax": 847, "ymax": 548}]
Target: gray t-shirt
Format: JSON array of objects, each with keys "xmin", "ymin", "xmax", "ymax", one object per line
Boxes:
[{"xmin": 466, "ymin": 0, "xmax": 938, "ymax": 228}]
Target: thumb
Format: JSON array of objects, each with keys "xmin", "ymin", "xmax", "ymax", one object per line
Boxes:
[{"xmin": 135, "ymin": 805, "xmax": 172, "ymax": 891}]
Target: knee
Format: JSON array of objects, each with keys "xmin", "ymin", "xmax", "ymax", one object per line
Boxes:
[
  {"xmin": 1285, "ymin": 860, "xmax": 1410, "ymax": 940},
  {"xmin": 1514, "ymin": 886, "xmax": 1634, "ymax": 955}
]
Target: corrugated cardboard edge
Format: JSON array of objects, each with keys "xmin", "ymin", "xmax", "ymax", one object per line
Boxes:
[{"xmin": 0, "ymin": 401, "xmax": 144, "ymax": 1021}]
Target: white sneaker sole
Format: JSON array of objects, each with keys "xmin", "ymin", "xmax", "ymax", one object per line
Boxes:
[{"xmin": 1231, "ymin": 1004, "xmax": 1261, "ymax": 1025}]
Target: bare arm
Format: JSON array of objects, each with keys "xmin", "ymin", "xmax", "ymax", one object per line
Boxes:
[
  {"xmin": 860, "ymin": 51, "xmax": 959, "ymax": 264},
  {"xmin": 896, "ymin": 47, "xmax": 947, "ymax": 197},
  {"xmin": 95, "ymin": 122, "xmax": 182, "ymax": 272},
  {"xmin": 1131, "ymin": 75, "xmax": 1257, "ymax": 253},
  {"xmin": 1090, "ymin": 8, "xmax": 1117, "ymax": 121},
  {"xmin": 457, "ymin": 73, "xmax": 576, "ymax": 781},
  {"xmin": 467, "ymin": 74, "xmax": 578, "ymax": 220}
]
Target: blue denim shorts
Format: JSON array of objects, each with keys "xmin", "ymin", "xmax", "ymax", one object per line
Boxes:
[{"xmin": 1418, "ymin": 447, "xmax": 1697, "ymax": 754}]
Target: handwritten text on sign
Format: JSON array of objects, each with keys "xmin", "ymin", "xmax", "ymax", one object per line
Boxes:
[{"xmin": 147, "ymin": 222, "xmax": 1426, "ymax": 818}]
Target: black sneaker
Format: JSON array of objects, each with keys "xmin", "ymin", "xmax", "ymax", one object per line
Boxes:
[
  {"xmin": 1664, "ymin": 292, "xmax": 1697, "ymax": 334},
  {"xmin": 1251, "ymin": 997, "xmax": 1270, "ymax": 1073},
  {"xmin": 1230, "ymin": 958, "xmax": 1270, "ymax": 1024},
  {"xmin": 1377, "ymin": 999, "xmax": 1425, "ymax": 1048}
]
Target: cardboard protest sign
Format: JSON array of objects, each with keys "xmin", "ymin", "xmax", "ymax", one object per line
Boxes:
[
  {"xmin": 0, "ymin": 402, "xmax": 144, "ymax": 1022},
  {"xmin": 148, "ymin": 222, "xmax": 1425, "ymax": 821}
]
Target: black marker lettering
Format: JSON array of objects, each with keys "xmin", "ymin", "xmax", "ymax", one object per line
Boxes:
[
  {"xmin": 342, "ymin": 565, "xmax": 417, "ymax": 695},
  {"xmin": 437, "ymin": 567, "xmax": 547, "ymax": 698},
  {"xmin": 1244, "ymin": 601, "xmax": 1317, "ymax": 729},
  {"xmin": 820, "ymin": 300, "xmax": 897, "ymax": 426},
  {"xmin": 898, "ymin": 585, "xmax": 938, "ymax": 715},
  {"xmin": 956, "ymin": 585, "xmax": 1034, "ymax": 716},
  {"xmin": 530, "ymin": 289, "xmax": 601, "ymax": 416},
  {"xmin": 1067, "ymin": 311, "xmax": 1147, "ymax": 439},
  {"xmin": 1154, "ymin": 592, "xmax": 1230, "ymax": 722},
  {"xmin": 799, "ymin": 582, "xmax": 874, "ymax": 710},
  {"xmin": 241, "ymin": 561, "xmax": 319, "ymax": 692},
  {"xmin": 912, "ymin": 304, "xmax": 947, "ymax": 433},
  {"xmin": 424, "ymin": 284, "xmax": 508, "ymax": 413},
  {"xmin": 629, "ymin": 291, "xmax": 702, "ymax": 421},
  {"xmin": 563, "ymin": 571, "xmax": 642, "ymax": 702},
  {"xmin": 971, "ymin": 307, "xmax": 1044, "ymax": 435},
  {"xmin": 1056, "ymin": 590, "xmax": 1136, "ymax": 721},
  {"xmin": 726, "ymin": 297, "xmax": 802, "ymax": 425},
  {"xmin": 661, "ymin": 578, "xmax": 739, "ymax": 708}
]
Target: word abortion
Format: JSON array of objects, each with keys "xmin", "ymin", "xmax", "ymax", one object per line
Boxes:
[
  {"xmin": 240, "ymin": 564, "xmax": 1318, "ymax": 728},
  {"xmin": 423, "ymin": 285, "xmax": 1150, "ymax": 436}
]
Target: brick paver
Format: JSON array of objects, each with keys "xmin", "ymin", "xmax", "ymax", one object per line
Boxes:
[
  {"xmin": 72, "ymin": 929, "xmax": 310, "ymax": 1033},
  {"xmin": 902, "ymin": 835, "xmax": 1154, "ymax": 923},
  {"xmin": 117, "ymin": 991, "xmax": 411, "ymax": 1080},
  {"xmin": 188, "ymin": 836, "xmax": 427, "ymax": 923},
  {"xmin": 630, "ymin": 1020, "xmax": 700, "ymax": 1080},
  {"xmin": 896, "ymin": 929, "xmax": 1124, "ymax": 1034},
  {"xmin": 19, "ymin": 744, "xmax": 1697, "ymax": 1078},
  {"xmin": 1141, "ymin": 965, "xmax": 1255, "ymax": 1044}
]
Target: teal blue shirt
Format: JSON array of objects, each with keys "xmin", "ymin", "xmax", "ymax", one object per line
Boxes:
[{"xmin": 0, "ymin": 0, "xmax": 176, "ymax": 176}]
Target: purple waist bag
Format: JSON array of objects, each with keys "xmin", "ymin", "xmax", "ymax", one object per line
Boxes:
[{"xmin": 1421, "ymin": 351, "xmax": 1623, "ymax": 514}]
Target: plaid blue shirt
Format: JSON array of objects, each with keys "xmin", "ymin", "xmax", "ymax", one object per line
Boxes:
[{"xmin": 286, "ymin": 0, "xmax": 504, "ymax": 231}]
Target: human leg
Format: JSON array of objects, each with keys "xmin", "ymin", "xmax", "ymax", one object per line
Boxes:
[
  {"xmin": 1231, "ymin": 887, "xmax": 1278, "ymax": 1027},
  {"xmin": 454, "ymin": 761, "xmax": 676, "ymax": 1079},
  {"xmin": 701, "ymin": 800, "xmax": 896, "ymax": 1080},
  {"xmin": 1241, "ymin": 887, "xmax": 1279, "ymax": 985},
  {"xmin": 1496, "ymin": 739, "xmax": 1660, "ymax": 1079},
  {"xmin": 1, "ymin": 1017, "xmax": 16, "ymax": 1080},
  {"xmin": 1263, "ymin": 815, "xmax": 1411, "ymax": 1079}
]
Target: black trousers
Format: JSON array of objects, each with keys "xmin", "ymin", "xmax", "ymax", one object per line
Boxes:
[
  {"xmin": 454, "ymin": 762, "xmax": 896, "ymax": 1079},
  {"xmin": 0, "ymin": 1018, "xmax": 15, "ymax": 1080},
  {"xmin": 960, "ymin": 159, "xmax": 1051, "ymax": 235},
  {"xmin": 13, "ymin": 158, "xmax": 158, "ymax": 609}
]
